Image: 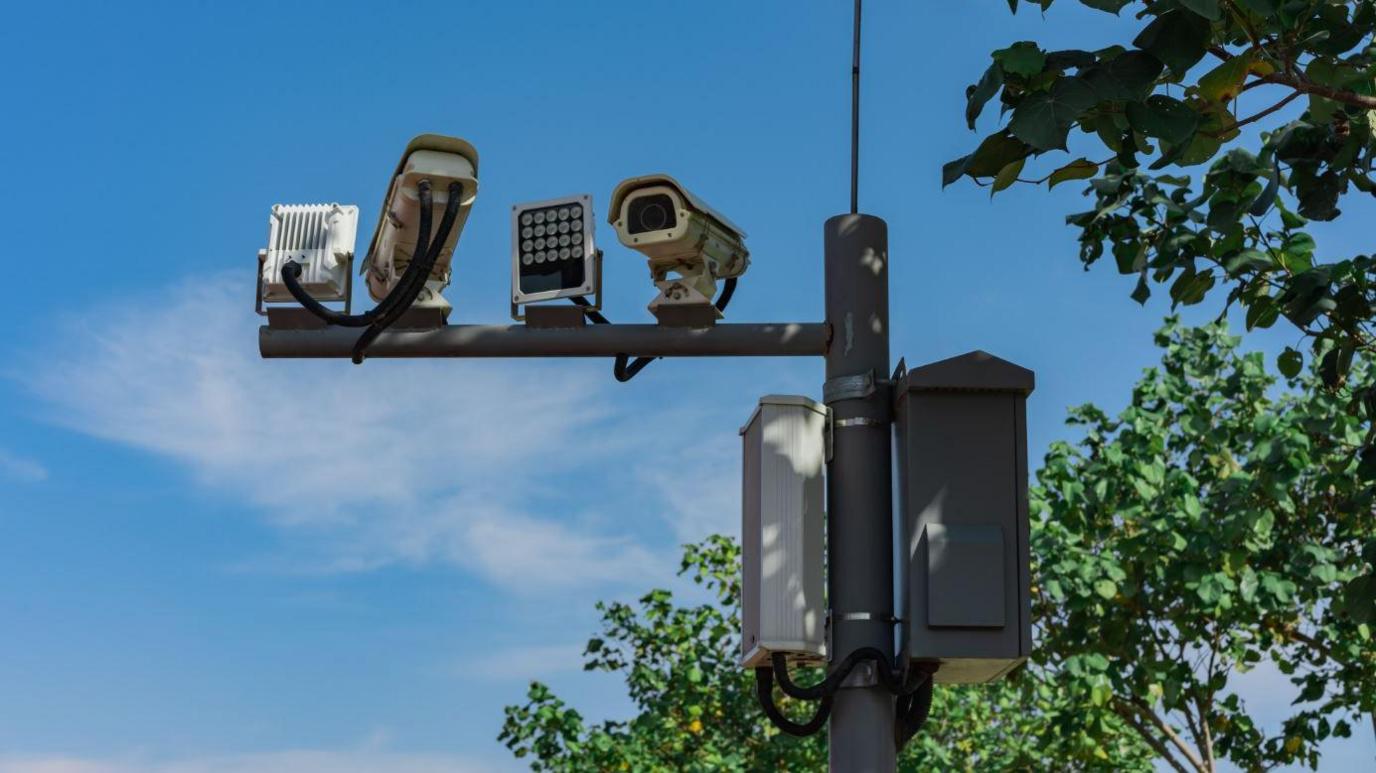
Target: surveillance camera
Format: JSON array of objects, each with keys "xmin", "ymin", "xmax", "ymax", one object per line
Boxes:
[
  {"xmin": 361, "ymin": 134, "xmax": 479, "ymax": 320},
  {"xmin": 510, "ymin": 194, "xmax": 598, "ymax": 307},
  {"xmin": 609, "ymin": 174, "xmax": 748, "ymax": 326}
]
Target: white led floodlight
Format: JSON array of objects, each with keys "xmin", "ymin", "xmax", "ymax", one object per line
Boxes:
[
  {"xmin": 257, "ymin": 203, "xmax": 359, "ymax": 312},
  {"xmin": 361, "ymin": 134, "xmax": 479, "ymax": 318},
  {"xmin": 609, "ymin": 174, "xmax": 749, "ymax": 326},
  {"xmin": 510, "ymin": 194, "xmax": 598, "ymax": 309}
]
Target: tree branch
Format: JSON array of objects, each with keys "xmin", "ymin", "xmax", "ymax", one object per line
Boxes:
[
  {"xmin": 1206, "ymin": 91, "xmax": 1302, "ymax": 137},
  {"xmin": 1180, "ymin": 703, "xmax": 1211, "ymax": 771},
  {"xmin": 1115, "ymin": 700, "xmax": 1192, "ymax": 773},
  {"xmin": 1255, "ymin": 72, "xmax": 1376, "ymax": 110},
  {"xmin": 1128, "ymin": 697, "xmax": 1209, "ymax": 772},
  {"xmin": 1287, "ymin": 628, "xmax": 1340, "ymax": 666},
  {"xmin": 1201, "ymin": 636, "xmax": 1218, "ymax": 771}
]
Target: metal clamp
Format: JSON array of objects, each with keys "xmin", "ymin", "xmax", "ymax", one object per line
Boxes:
[
  {"xmin": 833, "ymin": 417, "xmax": 884, "ymax": 429},
  {"xmin": 823, "ymin": 370, "xmax": 876, "ymax": 403},
  {"xmin": 835, "ymin": 611, "xmax": 902, "ymax": 624}
]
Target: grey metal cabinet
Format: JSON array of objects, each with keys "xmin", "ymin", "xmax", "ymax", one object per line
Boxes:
[{"xmin": 894, "ymin": 351, "xmax": 1035, "ymax": 684}]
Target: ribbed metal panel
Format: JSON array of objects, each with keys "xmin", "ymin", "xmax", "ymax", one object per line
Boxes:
[
  {"xmin": 740, "ymin": 395, "xmax": 827, "ymax": 667},
  {"xmin": 260, "ymin": 203, "xmax": 358, "ymax": 303}
]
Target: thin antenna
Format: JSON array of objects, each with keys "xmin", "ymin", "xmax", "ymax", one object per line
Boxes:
[{"xmin": 850, "ymin": 0, "xmax": 862, "ymax": 214}]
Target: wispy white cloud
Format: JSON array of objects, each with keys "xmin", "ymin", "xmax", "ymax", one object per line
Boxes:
[
  {"xmin": 0, "ymin": 447, "xmax": 48, "ymax": 483},
  {"xmin": 0, "ymin": 750, "xmax": 497, "ymax": 773},
  {"xmin": 637, "ymin": 429, "xmax": 741, "ymax": 543},
  {"xmin": 20, "ymin": 276, "xmax": 669, "ymax": 592},
  {"xmin": 463, "ymin": 642, "xmax": 589, "ymax": 681}
]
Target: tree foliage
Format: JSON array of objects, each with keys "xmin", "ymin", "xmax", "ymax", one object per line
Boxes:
[
  {"xmin": 947, "ymin": 1, "xmax": 1376, "ymax": 451},
  {"xmin": 499, "ymin": 536, "xmax": 1150, "ymax": 771},
  {"xmin": 501, "ymin": 322, "xmax": 1375, "ymax": 772},
  {"xmin": 1032, "ymin": 319, "xmax": 1375, "ymax": 771}
]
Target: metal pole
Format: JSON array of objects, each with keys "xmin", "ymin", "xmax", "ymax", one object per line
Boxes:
[
  {"xmin": 850, "ymin": 0, "xmax": 862, "ymax": 215},
  {"xmin": 258, "ymin": 322, "xmax": 828, "ymax": 359},
  {"xmin": 824, "ymin": 213, "xmax": 894, "ymax": 772}
]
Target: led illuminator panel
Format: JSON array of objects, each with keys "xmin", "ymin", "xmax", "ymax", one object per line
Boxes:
[{"xmin": 511, "ymin": 194, "xmax": 596, "ymax": 305}]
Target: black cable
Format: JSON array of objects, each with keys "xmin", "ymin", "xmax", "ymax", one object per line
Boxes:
[
  {"xmin": 771, "ymin": 649, "xmax": 867, "ymax": 701},
  {"xmin": 894, "ymin": 667, "xmax": 935, "ymax": 750},
  {"xmin": 351, "ymin": 181, "xmax": 464, "ymax": 364},
  {"xmin": 280, "ymin": 181, "xmax": 449, "ymax": 329},
  {"xmin": 598, "ymin": 277, "xmax": 739, "ymax": 383},
  {"xmin": 755, "ymin": 667, "xmax": 833, "ymax": 737},
  {"xmin": 771, "ymin": 645, "xmax": 933, "ymax": 702},
  {"xmin": 348, "ymin": 181, "xmax": 434, "ymax": 362},
  {"xmin": 569, "ymin": 296, "xmax": 609, "ymax": 325},
  {"xmin": 715, "ymin": 276, "xmax": 737, "ymax": 310},
  {"xmin": 614, "ymin": 353, "xmax": 655, "ymax": 382}
]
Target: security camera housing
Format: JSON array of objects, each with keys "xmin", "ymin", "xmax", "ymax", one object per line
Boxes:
[
  {"xmin": 361, "ymin": 134, "xmax": 480, "ymax": 321},
  {"xmin": 609, "ymin": 174, "xmax": 749, "ymax": 326}
]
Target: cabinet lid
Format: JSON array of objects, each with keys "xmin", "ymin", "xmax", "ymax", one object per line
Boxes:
[
  {"xmin": 900, "ymin": 351, "xmax": 1035, "ymax": 396},
  {"xmin": 739, "ymin": 394, "xmax": 828, "ymax": 435}
]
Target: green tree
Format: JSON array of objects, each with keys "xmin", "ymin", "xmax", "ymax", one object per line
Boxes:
[
  {"xmin": 1031, "ymin": 319, "xmax": 1375, "ymax": 771},
  {"xmin": 945, "ymin": 1, "xmax": 1376, "ymax": 460},
  {"xmin": 499, "ymin": 536, "xmax": 1150, "ymax": 771},
  {"xmin": 501, "ymin": 322, "xmax": 1375, "ymax": 771}
]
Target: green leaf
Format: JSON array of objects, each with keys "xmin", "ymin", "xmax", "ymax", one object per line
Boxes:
[
  {"xmin": 1278, "ymin": 348, "xmax": 1303, "ymax": 378},
  {"xmin": 1045, "ymin": 49, "xmax": 1098, "ymax": 71},
  {"xmin": 1090, "ymin": 681, "xmax": 1113, "ymax": 706},
  {"xmin": 1319, "ymin": 344, "xmax": 1354, "ymax": 389},
  {"xmin": 1081, "ymin": 0, "xmax": 1133, "ymax": 12},
  {"xmin": 1279, "ymin": 204, "xmax": 1308, "ymax": 229},
  {"xmin": 1245, "ymin": 296, "xmax": 1280, "ymax": 329},
  {"xmin": 942, "ymin": 155, "xmax": 972, "ymax": 187},
  {"xmin": 1049, "ymin": 158, "xmax": 1100, "ymax": 188},
  {"xmin": 1126, "ymin": 95, "xmax": 1201, "ymax": 145},
  {"xmin": 966, "ymin": 131, "xmax": 1032, "ymax": 177},
  {"xmin": 1343, "ymin": 576, "xmax": 1376, "ymax": 624},
  {"xmin": 1169, "ymin": 267, "xmax": 1215, "ymax": 306},
  {"xmin": 1281, "ymin": 233, "xmax": 1315, "ymax": 270},
  {"xmin": 1130, "ymin": 271, "xmax": 1151, "ymax": 304},
  {"xmin": 1133, "ymin": 10, "xmax": 1212, "ymax": 75},
  {"xmin": 1198, "ymin": 52, "xmax": 1256, "ymax": 104},
  {"xmin": 992, "ymin": 157, "xmax": 1026, "ymax": 195},
  {"xmin": 1009, "ymin": 77, "xmax": 1099, "ymax": 150},
  {"xmin": 1081, "ymin": 51, "xmax": 1165, "ymax": 101},
  {"xmin": 1249, "ymin": 162, "xmax": 1281, "ymax": 215},
  {"xmin": 967, "ymin": 63, "xmax": 1005, "ymax": 129},
  {"xmin": 1179, "ymin": 0, "xmax": 1222, "ymax": 21},
  {"xmin": 1094, "ymin": 579, "xmax": 1119, "ymax": 599},
  {"xmin": 1312, "ymin": 563, "xmax": 1338, "ymax": 584},
  {"xmin": 994, "ymin": 42, "xmax": 1047, "ymax": 77}
]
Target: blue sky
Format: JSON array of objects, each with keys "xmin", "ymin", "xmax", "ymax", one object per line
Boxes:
[{"xmin": 0, "ymin": 1, "xmax": 1371, "ymax": 771}]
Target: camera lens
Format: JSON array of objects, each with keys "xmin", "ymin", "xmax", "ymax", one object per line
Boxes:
[{"xmin": 627, "ymin": 193, "xmax": 676, "ymax": 234}]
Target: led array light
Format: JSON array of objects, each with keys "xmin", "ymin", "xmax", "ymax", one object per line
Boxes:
[{"xmin": 511, "ymin": 194, "xmax": 597, "ymax": 306}]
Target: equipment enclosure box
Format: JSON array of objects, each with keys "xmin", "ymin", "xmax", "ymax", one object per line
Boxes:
[
  {"xmin": 896, "ymin": 352, "xmax": 1034, "ymax": 684},
  {"xmin": 740, "ymin": 395, "xmax": 828, "ymax": 668}
]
